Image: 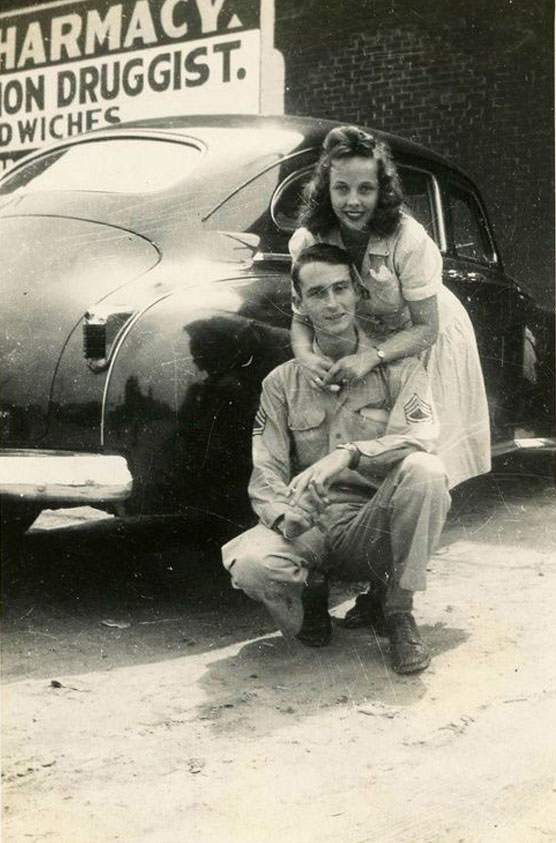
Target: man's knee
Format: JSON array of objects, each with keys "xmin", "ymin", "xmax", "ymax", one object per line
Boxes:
[
  {"xmin": 399, "ymin": 452, "xmax": 448, "ymax": 489},
  {"xmin": 226, "ymin": 548, "xmax": 265, "ymax": 593},
  {"xmin": 222, "ymin": 525, "xmax": 310, "ymax": 597},
  {"xmin": 222, "ymin": 536, "xmax": 270, "ymax": 596},
  {"xmin": 221, "ymin": 531, "xmax": 308, "ymax": 636}
]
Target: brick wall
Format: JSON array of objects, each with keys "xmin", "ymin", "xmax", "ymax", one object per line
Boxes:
[{"xmin": 276, "ymin": 0, "xmax": 554, "ymax": 307}]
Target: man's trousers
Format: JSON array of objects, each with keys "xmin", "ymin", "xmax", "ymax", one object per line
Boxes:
[{"xmin": 221, "ymin": 452, "xmax": 451, "ymax": 637}]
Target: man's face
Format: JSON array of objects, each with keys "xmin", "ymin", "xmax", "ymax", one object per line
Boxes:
[{"xmin": 297, "ymin": 260, "xmax": 358, "ymax": 336}]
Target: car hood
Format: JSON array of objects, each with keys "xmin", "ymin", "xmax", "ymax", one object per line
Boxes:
[{"xmin": 0, "ymin": 215, "xmax": 159, "ymax": 442}]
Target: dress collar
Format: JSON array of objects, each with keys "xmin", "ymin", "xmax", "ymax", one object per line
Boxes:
[{"xmin": 327, "ymin": 226, "xmax": 390, "ymax": 257}]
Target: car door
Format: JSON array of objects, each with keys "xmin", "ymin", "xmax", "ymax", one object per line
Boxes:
[{"xmin": 439, "ymin": 176, "xmax": 540, "ymax": 441}]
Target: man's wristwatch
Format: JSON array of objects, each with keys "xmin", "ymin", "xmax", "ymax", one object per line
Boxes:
[
  {"xmin": 375, "ymin": 347, "xmax": 386, "ymax": 363},
  {"xmin": 336, "ymin": 442, "xmax": 361, "ymax": 470}
]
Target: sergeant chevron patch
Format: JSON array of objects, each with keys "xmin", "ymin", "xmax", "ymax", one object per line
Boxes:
[
  {"xmin": 253, "ymin": 406, "xmax": 267, "ymax": 435},
  {"xmin": 404, "ymin": 393, "xmax": 433, "ymax": 423}
]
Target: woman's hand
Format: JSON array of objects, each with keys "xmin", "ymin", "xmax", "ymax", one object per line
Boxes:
[
  {"xmin": 322, "ymin": 349, "xmax": 380, "ymax": 386},
  {"xmin": 288, "ymin": 449, "xmax": 351, "ymax": 506},
  {"xmin": 298, "ymin": 351, "xmax": 341, "ymax": 391},
  {"xmin": 298, "ymin": 351, "xmax": 332, "ymax": 382}
]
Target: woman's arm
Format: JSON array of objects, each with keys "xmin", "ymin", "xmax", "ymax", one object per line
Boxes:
[
  {"xmin": 378, "ymin": 295, "xmax": 439, "ymax": 360},
  {"xmin": 290, "ymin": 316, "xmax": 334, "ymax": 384},
  {"xmin": 289, "ymin": 228, "xmax": 337, "ymax": 384},
  {"xmin": 322, "ymin": 295, "xmax": 438, "ymax": 384}
]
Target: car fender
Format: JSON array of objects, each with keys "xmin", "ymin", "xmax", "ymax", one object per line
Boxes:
[{"xmin": 102, "ymin": 276, "xmax": 292, "ymax": 521}]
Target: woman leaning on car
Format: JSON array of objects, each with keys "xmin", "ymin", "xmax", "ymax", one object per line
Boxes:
[{"xmin": 289, "ymin": 125, "xmax": 490, "ymax": 489}]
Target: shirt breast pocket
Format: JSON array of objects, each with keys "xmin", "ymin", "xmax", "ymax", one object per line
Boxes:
[
  {"xmin": 350, "ymin": 405, "xmax": 389, "ymax": 440},
  {"xmin": 288, "ymin": 407, "xmax": 327, "ymax": 467}
]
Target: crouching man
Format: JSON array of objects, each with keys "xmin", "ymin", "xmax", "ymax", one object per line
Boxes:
[{"xmin": 221, "ymin": 244, "xmax": 450, "ymax": 674}]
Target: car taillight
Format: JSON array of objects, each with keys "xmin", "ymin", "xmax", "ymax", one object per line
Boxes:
[
  {"xmin": 83, "ymin": 306, "xmax": 136, "ymax": 371},
  {"xmin": 83, "ymin": 318, "xmax": 106, "ymax": 359}
]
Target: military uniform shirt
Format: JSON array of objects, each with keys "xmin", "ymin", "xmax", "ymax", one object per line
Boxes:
[{"xmin": 249, "ymin": 351, "xmax": 438, "ymax": 530}]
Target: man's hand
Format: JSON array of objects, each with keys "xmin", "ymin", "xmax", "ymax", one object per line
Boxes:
[
  {"xmin": 298, "ymin": 351, "xmax": 341, "ymax": 392},
  {"xmin": 279, "ymin": 509, "xmax": 313, "ymax": 540},
  {"xmin": 288, "ymin": 449, "xmax": 351, "ymax": 505},
  {"xmin": 322, "ymin": 350, "xmax": 380, "ymax": 387},
  {"xmin": 277, "ymin": 484, "xmax": 328, "ymax": 540}
]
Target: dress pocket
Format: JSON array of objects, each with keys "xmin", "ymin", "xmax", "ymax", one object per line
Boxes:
[
  {"xmin": 366, "ymin": 254, "xmax": 402, "ymax": 310},
  {"xmin": 369, "ymin": 262, "xmax": 396, "ymax": 283}
]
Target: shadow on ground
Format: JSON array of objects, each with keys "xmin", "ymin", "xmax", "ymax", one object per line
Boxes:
[
  {"xmin": 1, "ymin": 453, "xmax": 553, "ymax": 682},
  {"xmin": 192, "ymin": 619, "xmax": 469, "ymax": 739},
  {"xmin": 1, "ymin": 514, "xmax": 278, "ymax": 679}
]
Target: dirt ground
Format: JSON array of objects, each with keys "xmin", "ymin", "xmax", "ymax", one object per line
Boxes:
[{"xmin": 2, "ymin": 453, "xmax": 556, "ymax": 843}]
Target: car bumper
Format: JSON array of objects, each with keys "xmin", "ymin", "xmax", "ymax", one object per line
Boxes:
[
  {"xmin": 0, "ymin": 450, "xmax": 132, "ymax": 503},
  {"xmin": 491, "ymin": 436, "xmax": 556, "ymax": 458}
]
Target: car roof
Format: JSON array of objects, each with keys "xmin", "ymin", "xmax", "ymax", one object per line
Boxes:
[
  {"xmin": 2, "ymin": 113, "xmax": 473, "ymax": 191},
  {"xmin": 85, "ymin": 113, "xmax": 468, "ymax": 179}
]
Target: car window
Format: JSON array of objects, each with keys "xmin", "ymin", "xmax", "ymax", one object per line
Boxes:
[
  {"xmin": 445, "ymin": 182, "xmax": 493, "ymax": 262},
  {"xmin": 0, "ymin": 139, "xmax": 201, "ymax": 195},
  {"xmin": 204, "ymin": 167, "xmax": 282, "ymax": 232},
  {"xmin": 399, "ymin": 167, "xmax": 436, "ymax": 238},
  {"xmin": 204, "ymin": 150, "xmax": 317, "ymax": 234},
  {"xmin": 271, "ymin": 166, "xmax": 314, "ymax": 232},
  {"xmin": 272, "ymin": 164, "xmax": 439, "ymax": 239}
]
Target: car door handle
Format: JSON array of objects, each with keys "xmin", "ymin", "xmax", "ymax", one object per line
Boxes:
[{"xmin": 446, "ymin": 268, "xmax": 481, "ymax": 281}]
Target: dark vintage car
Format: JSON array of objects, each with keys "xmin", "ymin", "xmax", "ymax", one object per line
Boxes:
[{"xmin": 0, "ymin": 114, "xmax": 554, "ymax": 539}]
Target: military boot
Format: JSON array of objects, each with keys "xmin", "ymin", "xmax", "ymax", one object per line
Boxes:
[
  {"xmin": 296, "ymin": 578, "xmax": 332, "ymax": 647},
  {"xmin": 341, "ymin": 585, "xmax": 387, "ymax": 635},
  {"xmin": 386, "ymin": 612, "xmax": 431, "ymax": 674}
]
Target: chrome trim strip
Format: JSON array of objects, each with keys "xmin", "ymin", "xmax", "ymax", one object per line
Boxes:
[
  {"xmin": 431, "ymin": 174, "xmax": 447, "ymax": 252},
  {"xmin": 252, "ymin": 252, "xmax": 291, "ymax": 263},
  {"xmin": 0, "ymin": 452, "xmax": 132, "ymax": 502}
]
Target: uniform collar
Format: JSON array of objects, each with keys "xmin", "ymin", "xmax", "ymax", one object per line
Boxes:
[{"xmin": 312, "ymin": 322, "xmax": 361, "ymax": 359}]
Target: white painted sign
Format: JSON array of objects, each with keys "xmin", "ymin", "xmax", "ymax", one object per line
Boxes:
[{"xmin": 0, "ymin": 0, "xmax": 284, "ymax": 169}]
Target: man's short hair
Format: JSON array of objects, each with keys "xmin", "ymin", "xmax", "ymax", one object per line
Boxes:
[{"xmin": 291, "ymin": 243, "xmax": 355, "ymax": 297}]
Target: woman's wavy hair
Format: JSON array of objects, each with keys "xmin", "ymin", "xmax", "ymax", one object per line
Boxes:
[{"xmin": 298, "ymin": 125, "xmax": 404, "ymax": 237}]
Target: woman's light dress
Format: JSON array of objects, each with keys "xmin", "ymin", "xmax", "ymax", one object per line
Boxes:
[{"xmin": 289, "ymin": 213, "xmax": 491, "ymax": 488}]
